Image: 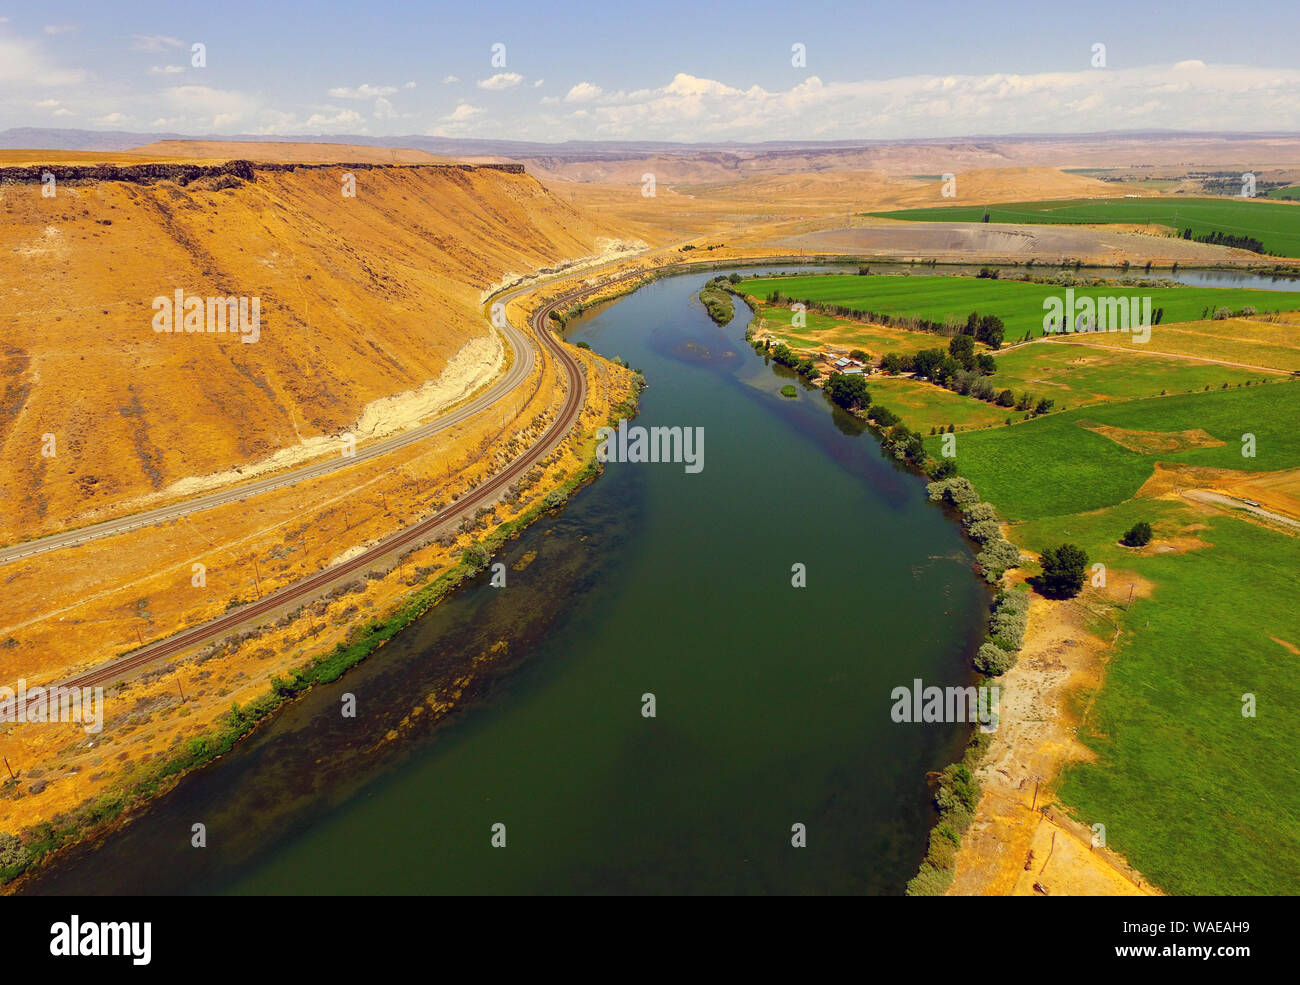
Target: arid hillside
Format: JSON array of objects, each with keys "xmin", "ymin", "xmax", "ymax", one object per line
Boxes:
[{"xmin": 1, "ymin": 161, "xmax": 639, "ymax": 541}]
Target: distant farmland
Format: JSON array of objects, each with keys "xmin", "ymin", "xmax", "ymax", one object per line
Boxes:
[
  {"xmin": 740, "ymin": 273, "xmax": 1300, "ymax": 341},
  {"xmin": 868, "ymin": 197, "xmax": 1300, "ymax": 258}
]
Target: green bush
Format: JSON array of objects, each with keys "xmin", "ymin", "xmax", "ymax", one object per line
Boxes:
[
  {"xmin": 975, "ymin": 641, "xmax": 1015, "ymax": 676},
  {"xmin": 1121, "ymin": 520, "xmax": 1153, "ymax": 547}
]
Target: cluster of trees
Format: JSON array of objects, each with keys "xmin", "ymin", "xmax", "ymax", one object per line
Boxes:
[
  {"xmin": 975, "ymin": 590, "xmax": 1030, "ymax": 676},
  {"xmin": 926, "ymin": 478, "xmax": 1022, "ymax": 583},
  {"xmin": 994, "ymin": 389, "xmax": 1054, "ymax": 416},
  {"xmin": 1204, "ymin": 304, "xmax": 1260, "ymax": 320},
  {"xmin": 763, "ymin": 291, "xmax": 1006, "ymax": 349},
  {"xmin": 907, "ymin": 760, "xmax": 983, "ymax": 895},
  {"xmin": 879, "ymin": 333, "xmax": 1016, "ymax": 405},
  {"xmin": 768, "ymin": 342, "xmax": 820, "ymax": 381},
  {"xmin": 824, "ymin": 372, "xmax": 870, "ymax": 410},
  {"xmin": 1182, "ymin": 228, "xmax": 1270, "ymax": 255}
]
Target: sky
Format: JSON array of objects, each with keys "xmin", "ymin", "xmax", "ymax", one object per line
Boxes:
[{"xmin": 3, "ymin": 0, "xmax": 1299, "ymax": 143}]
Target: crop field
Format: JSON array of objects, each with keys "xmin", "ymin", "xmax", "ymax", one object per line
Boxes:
[
  {"xmin": 925, "ymin": 381, "xmax": 1300, "ymax": 522},
  {"xmin": 991, "ymin": 343, "xmax": 1266, "ymax": 409},
  {"xmin": 865, "ymin": 377, "xmax": 1010, "ymax": 432},
  {"xmin": 1046, "ymin": 315, "xmax": 1300, "ymax": 373},
  {"xmin": 740, "ymin": 273, "xmax": 1300, "ymax": 341},
  {"xmin": 1012, "ymin": 497, "xmax": 1300, "ymax": 895},
  {"xmin": 868, "ymin": 197, "xmax": 1300, "ymax": 258},
  {"xmin": 751, "ymin": 302, "xmax": 950, "ymax": 357},
  {"xmin": 1264, "ymin": 185, "xmax": 1300, "ymax": 202}
]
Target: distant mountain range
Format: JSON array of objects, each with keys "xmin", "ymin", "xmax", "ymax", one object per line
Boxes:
[{"xmin": 4, "ymin": 126, "xmax": 1297, "ymax": 160}]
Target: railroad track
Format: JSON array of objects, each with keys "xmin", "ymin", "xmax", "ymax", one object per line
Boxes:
[{"xmin": 4, "ymin": 278, "xmax": 603, "ymax": 706}]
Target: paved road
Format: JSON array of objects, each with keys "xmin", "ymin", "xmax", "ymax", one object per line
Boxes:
[
  {"xmin": 0, "ymin": 319, "xmax": 536, "ymax": 565},
  {"xmin": 3, "ymin": 276, "xmax": 601, "ymax": 705}
]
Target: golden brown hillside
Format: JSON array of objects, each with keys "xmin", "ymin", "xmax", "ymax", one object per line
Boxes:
[{"xmin": 1, "ymin": 161, "xmax": 641, "ymax": 542}]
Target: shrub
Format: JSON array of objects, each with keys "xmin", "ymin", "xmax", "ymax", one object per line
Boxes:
[
  {"xmin": 977, "ymin": 537, "xmax": 1022, "ymax": 576},
  {"xmin": 926, "ymin": 476, "xmax": 980, "ymax": 505},
  {"xmin": 967, "ymin": 519, "xmax": 1002, "ymax": 543},
  {"xmin": 975, "ymin": 641, "xmax": 1015, "ymax": 676},
  {"xmin": 1121, "ymin": 520, "xmax": 1153, "ymax": 547},
  {"xmin": 906, "ymin": 862, "xmax": 954, "ymax": 896}
]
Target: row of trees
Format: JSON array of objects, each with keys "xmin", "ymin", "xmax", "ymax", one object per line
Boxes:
[
  {"xmin": 1182, "ymin": 228, "xmax": 1270, "ymax": 255},
  {"xmin": 763, "ymin": 291, "xmax": 1007, "ymax": 349},
  {"xmin": 769, "ymin": 342, "xmax": 820, "ymax": 381}
]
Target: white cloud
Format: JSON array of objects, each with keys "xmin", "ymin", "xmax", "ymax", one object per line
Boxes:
[
  {"xmin": 374, "ymin": 97, "xmax": 397, "ymax": 119},
  {"xmin": 533, "ymin": 79, "xmax": 544, "ymax": 88},
  {"xmin": 43, "ymin": 24, "xmax": 79, "ymax": 35},
  {"xmin": 563, "ymin": 82, "xmax": 603, "ymax": 103},
  {"xmin": 442, "ymin": 75, "xmax": 459, "ymax": 84},
  {"xmin": 149, "ymin": 65, "xmax": 185, "ymax": 75},
  {"xmin": 404, "ymin": 81, "xmax": 417, "ymax": 89},
  {"xmin": 509, "ymin": 64, "xmax": 1300, "ymax": 142},
  {"xmin": 329, "ymin": 83, "xmax": 398, "ymax": 99},
  {"xmin": 477, "ymin": 72, "xmax": 522, "ymax": 90},
  {"xmin": 0, "ymin": 36, "xmax": 87, "ymax": 86},
  {"xmin": 446, "ymin": 103, "xmax": 482, "ymax": 121},
  {"xmin": 304, "ymin": 108, "xmax": 363, "ymax": 128},
  {"xmin": 96, "ymin": 112, "xmax": 128, "ymax": 125},
  {"xmin": 129, "ymin": 34, "xmax": 186, "ymax": 52},
  {"xmin": 163, "ymin": 85, "xmax": 260, "ymax": 129}
]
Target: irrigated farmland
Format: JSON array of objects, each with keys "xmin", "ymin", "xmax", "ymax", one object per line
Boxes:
[
  {"xmin": 870, "ymin": 197, "xmax": 1300, "ymax": 258},
  {"xmin": 741, "ymin": 272, "xmax": 1300, "ymax": 341}
]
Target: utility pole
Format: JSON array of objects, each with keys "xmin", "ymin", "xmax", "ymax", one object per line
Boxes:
[
  {"xmin": 3, "ymin": 756, "xmax": 14, "ymax": 780},
  {"xmin": 176, "ymin": 678, "xmax": 186, "ymax": 703}
]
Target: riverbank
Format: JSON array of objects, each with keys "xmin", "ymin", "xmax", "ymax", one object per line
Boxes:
[
  {"xmin": 945, "ymin": 566, "xmax": 1160, "ymax": 895},
  {"xmin": 1, "ymin": 279, "xmax": 641, "ymax": 891}
]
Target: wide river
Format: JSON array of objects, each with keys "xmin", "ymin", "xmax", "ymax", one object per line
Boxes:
[{"xmin": 28, "ymin": 267, "xmax": 990, "ymax": 895}]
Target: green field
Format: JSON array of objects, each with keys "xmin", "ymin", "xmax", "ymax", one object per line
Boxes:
[
  {"xmin": 924, "ymin": 381, "xmax": 1300, "ymax": 523},
  {"xmin": 868, "ymin": 197, "xmax": 1300, "ymax": 258},
  {"xmin": 866, "ymin": 377, "xmax": 1010, "ymax": 432},
  {"xmin": 742, "ymin": 273, "xmax": 1300, "ymax": 341},
  {"xmin": 752, "ymin": 302, "xmax": 955, "ymax": 356},
  {"xmin": 1012, "ymin": 498, "xmax": 1300, "ymax": 895},
  {"xmin": 991, "ymin": 343, "xmax": 1267, "ymax": 409},
  {"xmin": 940, "ymin": 381, "xmax": 1300, "ymax": 893}
]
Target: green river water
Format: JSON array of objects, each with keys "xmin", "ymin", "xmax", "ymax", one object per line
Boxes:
[{"xmin": 28, "ymin": 267, "xmax": 988, "ymax": 895}]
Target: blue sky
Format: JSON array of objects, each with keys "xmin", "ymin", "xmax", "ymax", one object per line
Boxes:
[{"xmin": 3, "ymin": 0, "xmax": 1299, "ymax": 141}]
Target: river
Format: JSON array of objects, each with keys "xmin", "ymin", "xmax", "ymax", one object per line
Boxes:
[{"xmin": 26, "ymin": 267, "xmax": 989, "ymax": 895}]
